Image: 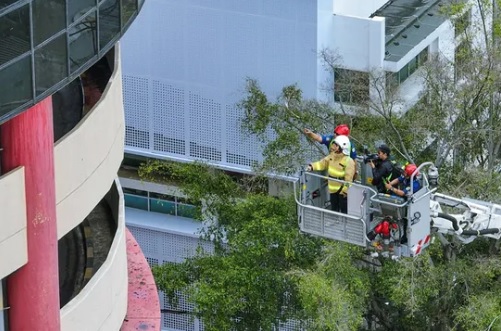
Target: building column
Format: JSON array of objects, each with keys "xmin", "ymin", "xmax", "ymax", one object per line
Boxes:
[{"xmin": 1, "ymin": 97, "xmax": 60, "ymax": 331}]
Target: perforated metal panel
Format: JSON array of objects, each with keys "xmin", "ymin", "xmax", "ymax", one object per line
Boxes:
[
  {"xmin": 225, "ymin": 104, "xmax": 261, "ymax": 167},
  {"xmin": 188, "ymin": 92, "xmax": 222, "ymax": 161},
  {"xmin": 123, "ymin": 75, "xmax": 150, "ymax": 149},
  {"xmin": 121, "ymin": 0, "xmax": 319, "ymax": 173},
  {"xmin": 152, "ymin": 80, "xmax": 186, "ymax": 155},
  {"xmin": 146, "ymin": 257, "xmax": 159, "ymax": 267},
  {"xmin": 163, "ymin": 291, "xmax": 196, "ymax": 331},
  {"xmin": 161, "ymin": 232, "xmax": 206, "ymax": 263},
  {"xmin": 128, "ymin": 226, "xmax": 160, "ymax": 255},
  {"xmin": 299, "ymin": 206, "xmax": 367, "ymax": 247}
]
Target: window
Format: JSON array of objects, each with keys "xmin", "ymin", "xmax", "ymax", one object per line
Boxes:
[
  {"xmin": 386, "ymin": 47, "xmax": 429, "ymax": 89},
  {"xmin": 69, "ymin": 10, "xmax": 97, "ymax": 72},
  {"xmin": 0, "ymin": 54, "xmax": 32, "ymax": 117},
  {"xmin": 34, "ymin": 33, "xmax": 68, "ymax": 96},
  {"xmin": 123, "ymin": 187, "xmax": 149, "ymax": 211},
  {"xmin": 0, "ymin": 5, "xmax": 30, "ymax": 66},
  {"xmin": 99, "ymin": 0, "xmax": 120, "ymax": 50},
  {"xmin": 334, "ymin": 68, "xmax": 369, "ymax": 104},
  {"xmin": 123, "ymin": 187, "xmax": 198, "ymax": 219},
  {"xmin": 67, "ymin": 0, "xmax": 95, "ymax": 23},
  {"xmin": 121, "ymin": 0, "xmax": 137, "ymax": 28},
  {"xmin": 149, "ymin": 192, "xmax": 176, "ymax": 215},
  {"xmin": 33, "ymin": 0, "xmax": 66, "ymax": 46}
]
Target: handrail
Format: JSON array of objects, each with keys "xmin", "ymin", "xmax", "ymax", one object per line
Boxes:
[
  {"xmin": 370, "ymin": 195, "xmax": 409, "ymax": 208},
  {"xmin": 302, "ymin": 171, "xmax": 379, "ymax": 197},
  {"xmin": 413, "ymin": 187, "xmax": 437, "ymax": 204},
  {"xmin": 410, "ymin": 161, "xmax": 435, "ymax": 195},
  {"xmin": 295, "ymin": 171, "xmax": 416, "ymax": 213},
  {"xmin": 296, "ymin": 198, "xmax": 364, "ymax": 221}
]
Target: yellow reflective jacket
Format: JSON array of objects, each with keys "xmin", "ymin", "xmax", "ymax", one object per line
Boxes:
[{"xmin": 311, "ymin": 152, "xmax": 355, "ymax": 194}]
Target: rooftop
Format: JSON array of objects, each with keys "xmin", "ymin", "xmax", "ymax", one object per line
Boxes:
[{"xmin": 371, "ymin": 0, "xmax": 447, "ymax": 62}]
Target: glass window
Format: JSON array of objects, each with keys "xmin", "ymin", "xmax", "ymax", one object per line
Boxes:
[
  {"xmin": 34, "ymin": 33, "xmax": 68, "ymax": 96},
  {"xmin": 68, "ymin": 0, "xmax": 96, "ymax": 24},
  {"xmin": 177, "ymin": 204, "xmax": 197, "ymax": 219},
  {"xmin": 0, "ymin": 5, "xmax": 30, "ymax": 66},
  {"xmin": 385, "ymin": 71, "xmax": 398, "ymax": 91},
  {"xmin": 123, "ymin": 187, "xmax": 148, "ymax": 196},
  {"xmin": 150, "ymin": 198, "xmax": 176, "ymax": 215},
  {"xmin": 399, "ymin": 63, "xmax": 409, "ymax": 82},
  {"xmin": 0, "ymin": 54, "xmax": 32, "ymax": 118},
  {"xmin": 121, "ymin": 0, "xmax": 137, "ymax": 28},
  {"xmin": 69, "ymin": 10, "xmax": 97, "ymax": 72},
  {"xmin": 99, "ymin": 0, "xmax": 120, "ymax": 50},
  {"xmin": 124, "ymin": 194, "xmax": 148, "ymax": 210},
  {"xmin": 33, "ymin": 0, "xmax": 66, "ymax": 46},
  {"xmin": 0, "ymin": 0, "xmax": 17, "ymax": 11},
  {"xmin": 418, "ymin": 47, "xmax": 428, "ymax": 65},
  {"xmin": 334, "ymin": 68, "xmax": 369, "ymax": 104},
  {"xmin": 408, "ymin": 57, "xmax": 417, "ymax": 75}
]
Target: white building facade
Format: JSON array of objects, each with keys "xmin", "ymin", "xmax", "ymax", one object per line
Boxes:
[{"xmin": 120, "ymin": 0, "xmax": 456, "ymax": 174}]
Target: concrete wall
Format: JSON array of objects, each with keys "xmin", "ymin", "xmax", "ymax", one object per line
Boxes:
[
  {"xmin": 121, "ymin": 0, "xmax": 319, "ymax": 172},
  {"xmin": 54, "ymin": 45, "xmax": 125, "ymax": 239},
  {"xmin": 60, "ymin": 180, "xmax": 128, "ymax": 331},
  {"xmin": 332, "ymin": 15, "xmax": 385, "ymax": 71},
  {"xmin": 333, "ymin": 0, "xmax": 388, "ymax": 18},
  {"xmin": 0, "ymin": 167, "xmax": 27, "ymax": 279}
]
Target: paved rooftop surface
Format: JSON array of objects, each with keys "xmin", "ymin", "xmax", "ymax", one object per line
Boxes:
[
  {"xmin": 371, "ymin": 0, "xmax": 447, "ymax": 61},
  {"xmin": 120, "ymin": 228, "xmax": 161, "ymax": 331}
]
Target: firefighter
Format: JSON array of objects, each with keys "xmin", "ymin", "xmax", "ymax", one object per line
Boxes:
[
  {"xmin": 306, "ymin": 135, "xmax": 355, "ymax": 213},
  {"xmin": 385, "ymin": 163, "xmax": 422, "ymax": 198},
  {"xmin": 303, "ymin": 124, "xmax": 357, "ymax": 159}
]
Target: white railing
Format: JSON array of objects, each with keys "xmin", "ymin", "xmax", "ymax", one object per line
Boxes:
[
  {"xmin": 54, "ymin": 45, "xmax": 125, "ymax": 239},
  {"xmin": 60, "ymin": 179, "xmax": 128, "ymax": 331}
]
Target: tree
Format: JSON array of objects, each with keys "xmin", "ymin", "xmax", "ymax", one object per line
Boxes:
[
  {"xmin": 148, "ymin": 1, "xmax": 501, "ymax": 329},
  {"xmin": 143, "ymin": 161, "xmax": 331, "ymax": 330}
]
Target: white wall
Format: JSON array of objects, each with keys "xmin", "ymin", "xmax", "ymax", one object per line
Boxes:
[
  {"xmin": 333, "ymin": 0, "xmax": 388, "ymax": 18},
  {"xmin": 55, "ymin": 47, "xmax": 125, "ymax": 239},
  {"xmin": 60, "ymin": 180, "xmax": 127, "ymax": 331},
  {"xmin": 0, "ymin": 167, "xmax": 27, "ymax": 279},
  {"xmin": 121, "ymin": 0, "xmax": 319, "ymax": 172},
  {"xmin": 332, "ymin": 15, "xmax": 385, "ymax": 70}
]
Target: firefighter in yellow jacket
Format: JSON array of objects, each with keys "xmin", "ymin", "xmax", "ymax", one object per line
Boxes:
[{"xmin": 306, "ymin": 135, "xmax": 355, "ymax": 213}]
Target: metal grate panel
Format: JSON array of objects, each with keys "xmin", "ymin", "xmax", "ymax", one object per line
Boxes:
[
  {"xmin": 152, "ymin": 80, "xmax": 186, "ymax": 155},
  {"xmin": 188, "ymin": 92, "xmax": 222, "ymax": 161},
  {"xmin": 146, "ymin": 257, "xmax": 159, "ymax": 267},
  {"xmin": 300, "ymin": 206, "xmax": 366, "ymax": 247},
  {"xmin": 123, "ymin": 75, "xmax": 149, "ymax": 149},
  {"xmin": 225, "ymin": 104, "xmax": 260, "ymax": 167},
  {"xmin": 127, "ymin": 226, "xmax": 159, "ymax": 255}
]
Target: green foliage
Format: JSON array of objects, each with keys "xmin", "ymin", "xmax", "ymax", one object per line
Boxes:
[
  {"xmin": 292, "ymin": 243, "xmax": 370, "ymax": 330},
  {"xmin": 150, "ymin": 164, "xmax": 323, "ymax": 330},
  {"xmin": 239, "ymin": 78, "xmax": 337, "ymax": 175},
  {"xmin": 438, "ymin": 166, "xmax": 501, "ymax": 203}
]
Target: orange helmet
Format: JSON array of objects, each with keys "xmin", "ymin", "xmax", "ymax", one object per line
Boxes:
[
  {"xmin": 334, "ymin": 124, "xmax": 350, "ymax": 136},
  {"xmin": 404, "ymin": 164, "xmax": 418, "ymax": 177}
]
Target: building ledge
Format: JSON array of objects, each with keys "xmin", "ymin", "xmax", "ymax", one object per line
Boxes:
[
  {"xmin": 371, "ymin": 0, "xmax": 446, "ymax": 62},
  {"xmin": 120, "ymin": 228, "xmax": 160, "ymax": 331}
]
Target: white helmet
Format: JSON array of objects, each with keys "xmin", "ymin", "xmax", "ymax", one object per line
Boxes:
[{"xmin": 333, "ymin": 135, "xmax": 351, "ymax": 156}]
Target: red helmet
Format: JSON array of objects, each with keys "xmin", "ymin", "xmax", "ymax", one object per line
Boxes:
[
  {"xmin": 334, "ymin": 124, "xmax": 350, "ymax": 136},
  {"xmin": 404, "ymin": 164, "xmax": 418, "ymax": 177}
]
